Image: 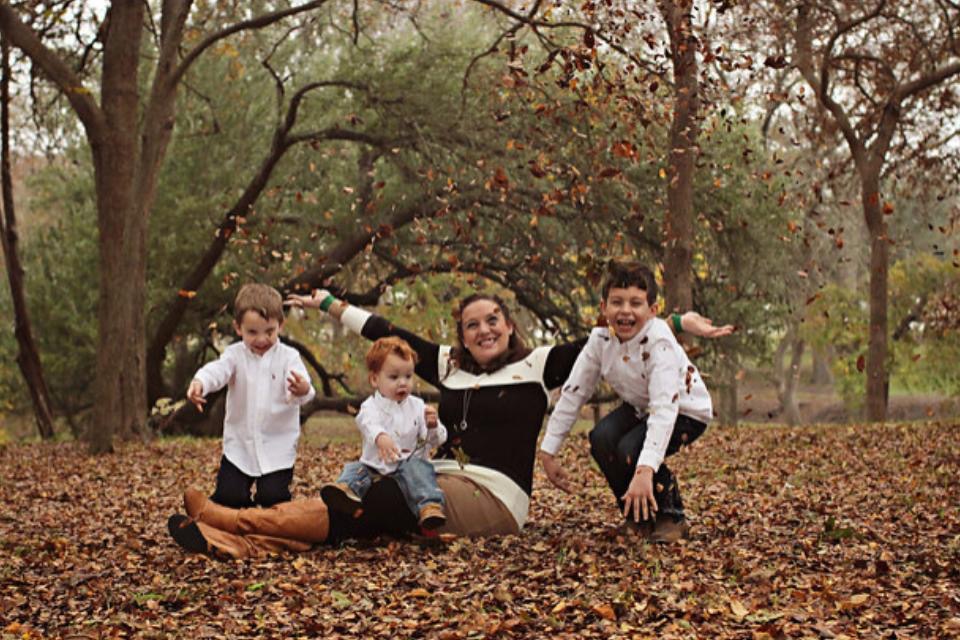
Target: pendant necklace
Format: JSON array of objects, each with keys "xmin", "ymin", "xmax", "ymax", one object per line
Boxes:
[{"xmin": 459, "ymin": 388, "xmax": 475, "ymax": 432}]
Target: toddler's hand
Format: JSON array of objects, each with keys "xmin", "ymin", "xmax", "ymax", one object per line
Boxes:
[
  {"xmin": 424, "ymin": 405, "xmax": 439, "ymax": 429},
  {"xmin": 375, "ymin": 433, "xmax": 401, "ymax": 464},
  {"xmin": 285, "ymin": 289, "xmax": 332, "ymax": 311},
  {"xmin": 287, "ymin": 370, "xmax": 310, "ymax": 397},
  {"xmin": 187, "ymin": 379, "xmax": 206, "ymax": 413}
]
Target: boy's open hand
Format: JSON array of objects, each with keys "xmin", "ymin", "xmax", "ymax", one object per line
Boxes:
[
  {"xmin": 375, "ymin": 433, "xmax": 401, "ymax": 464},
  {"xmin": 622, "ymin": 466, "xmax": 658, "ymax": 523},
  {"xmin": 287, "ymin": 371, "xmax": 310, "ymax": 397},
  {"xmin": 539, "ymin": 451, "xmax": 574, "ymax": 493},
  {"xmin": 680, "ymin": 311, "xmax": 735, "ymax": 338},
  {"xmin": 187, "ymin": 380, "xmax": 206, "ymax": 413},
  {"xmin": 284, "ymin": 289, "xmax": 332, "ymax": 311},
  {"xmin": 424, "ymin": 405, "xmax": 439, "ymax": 429}
]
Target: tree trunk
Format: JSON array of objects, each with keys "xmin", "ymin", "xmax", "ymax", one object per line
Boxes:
[
  {"xmin": 781, "ymin": 338, "xmax": 805, "ymax": 426},
  {"xmin": 716, "ymin": 354, "xmax": 739, "ymax": 427},
  {"xmin": 88, "ymin": 2, "xmax": 148, "ymax": 452},
  {"xmin": 861, "ymin": 171, "xmax": 889, "ymax": 422},
  {"xmin": 811, "ymin": 347, "xmax": 833, "ymax": 386},
  {"xmin": 658, "ymin": 0, "xmax": 698, "ymax": 314},
  {"xmin": 0, "ymin": 38, "xmax": 55, "ymax": 439}
]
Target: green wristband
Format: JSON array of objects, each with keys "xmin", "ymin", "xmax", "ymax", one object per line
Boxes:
[
  {"xmin": 319, "ymin": 294, "xmax": 336, "ymax": 312},
  {"xmin": 671, "ymin": 313, "xmax": 683, "ymax": 334}
]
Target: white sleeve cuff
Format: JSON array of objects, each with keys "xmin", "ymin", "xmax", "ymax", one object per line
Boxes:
[
  {"xmin": 539, "ymin": 430, "xmax": 566, "ymax": 456},
  {"xmin": 636, "ymin": 450, "xmax": 662, "ymax": 472},
  {"xmin": 340, "ymin": 305, "xmax": 372, "ymax": 335}
]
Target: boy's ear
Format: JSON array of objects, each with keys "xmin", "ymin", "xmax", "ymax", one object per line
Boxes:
[
  {"xmin": 651, "ymin": 302, "xmax": 660, "ymax": 315},
  {"xmin": 233, "ymin": 320, "xmax": 242, "ymax": 336}
]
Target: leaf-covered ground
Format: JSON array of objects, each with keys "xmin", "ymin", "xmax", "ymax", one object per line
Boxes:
[{"xmin": 2, "ymin": 421, "xmax": 958, "ymax": 639}]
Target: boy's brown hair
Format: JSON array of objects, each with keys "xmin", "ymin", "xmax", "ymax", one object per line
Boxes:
[
  {"xmin": 234, "ymin": 283, "xmax": 284, "ymax": 324},
  {"xmin": 601, "ymin": 260, "xmax": 658, "ymax": 306},
  {"xmin": 365, "ymin": 336, "xmax": 418, "ymax": 373}
]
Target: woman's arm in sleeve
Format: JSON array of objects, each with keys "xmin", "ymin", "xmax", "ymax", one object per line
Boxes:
[
  {"xmin": 335, "ymin": 303, "xmax": 443, "ymax": 386},
  {"xmin": 540, "ymin": 335, "xmax": 602, "ymax": 456},
  {"xmin": 542, "ymin": 337, "xmax": 588, "ymax": 389}
]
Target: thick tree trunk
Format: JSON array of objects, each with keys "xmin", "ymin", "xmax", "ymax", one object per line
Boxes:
[
  {"xmin": 88, "ymin": 2, "xmax": 148, "ymax": 452},
  {"xmin": 658, "ymin": 0, "xmax": 698, "ymax": 314},
  {"xmin": 862, "ymin": 172, "xmax": 889, "ymax": 422},
  {"xmin": 0, "ymin": 38, "xmax": 54, "ymax": 439}
]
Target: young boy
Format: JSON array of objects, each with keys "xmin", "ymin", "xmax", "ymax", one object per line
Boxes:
[
  {"xmin": 187, "ymin": 283, "xmax": 315, "ymax": 508},
  {"xmin": 322, "ymin": 336, "xmax": 448, "ymax": 530},
  {"xmin": 538, "ymin": 261, "xmax": 712, "ymax": 543}
]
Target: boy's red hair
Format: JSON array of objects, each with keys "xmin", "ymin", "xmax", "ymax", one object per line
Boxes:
[{"xmin": 365, "ymin": 336, "xmax": 418, "ymax": 373}]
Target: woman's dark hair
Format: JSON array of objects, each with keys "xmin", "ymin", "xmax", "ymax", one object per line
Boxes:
[
  {"xmin": 601, "ymin": 260, "xmax": 658, "ymax": 306},
  {"xmin": 451, "ymin": 293, "xmax": 531, "ymax": 374}
]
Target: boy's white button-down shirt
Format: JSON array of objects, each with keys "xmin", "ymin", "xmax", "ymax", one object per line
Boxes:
[
  {"xmin": 541, "ymin": 317, "xmax": 712, "ymax": 472},
  {"xmin": 193, "ymin": 341, "xmax": 315, "ymax": 477},
  {"xmin": 356, "ymin": 392, "xmax": 447, "ymax": 475}
]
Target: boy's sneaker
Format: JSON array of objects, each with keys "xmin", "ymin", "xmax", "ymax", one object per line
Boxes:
[
  {"xmin": 650, "ymin": 516, "xmax": 690, "ymax": 544},
  {"xmin": 418, "ymin": 503, "xmax": 447, "ymax": 530},
  {"xmin": 320, "ymin": 483, "xmax": 363, "ymax": 517}
]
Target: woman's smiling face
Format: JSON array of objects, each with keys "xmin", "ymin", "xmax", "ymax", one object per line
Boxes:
[{"xmin": 459, "ymin": 298, "xmax": 514, "ymax": 367}]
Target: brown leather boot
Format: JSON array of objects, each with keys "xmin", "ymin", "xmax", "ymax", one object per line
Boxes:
[{"xmin": 183, "ymin": 488, "xmax": 240, "ymax": 532}]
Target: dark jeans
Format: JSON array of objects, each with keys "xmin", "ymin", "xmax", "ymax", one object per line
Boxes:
[
  {"xmin": 589, "ymin": 403, "xmax": 706, "ymax": 523},
  {"xmin": 211, "ymin": 455, "xmax": 293, "ymax": 508}
]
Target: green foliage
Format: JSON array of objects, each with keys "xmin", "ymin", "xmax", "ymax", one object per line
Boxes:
[{"xmin": 802, "ymin": 253, "xmax": 960, "ymax": 407}]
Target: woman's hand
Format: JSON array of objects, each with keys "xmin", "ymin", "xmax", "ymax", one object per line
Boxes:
[
  {"xmin": 375, "ymin": 433, "xmax": 401, "ymax": 464},
  {"xmin": 621, "ymin": 466, "xmax": 658, "ymax": 522},
  {"xmin": 285, "ymin": 289, "xmax": 332, "ymax": 310},
  {"xmin": 680, "ymin": 311, "xmax": 734, "ymax": 338},
  {"xmin": 538, "ymin": 451, "xmax": 574, "ymax": 493}
]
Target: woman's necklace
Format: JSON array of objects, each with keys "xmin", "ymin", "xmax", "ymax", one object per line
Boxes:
[{"xmin": 459, "ymin": 387, "xmax": 474, "ymax": 432}]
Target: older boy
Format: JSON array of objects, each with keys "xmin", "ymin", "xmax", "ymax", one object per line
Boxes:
[
  {"xmin": 538, "ymin": 261, "xmax": 712, "ymax": 542},
  {"xmin": 187, "ymin": 283, "xmax": 315, "ymax": 508}
]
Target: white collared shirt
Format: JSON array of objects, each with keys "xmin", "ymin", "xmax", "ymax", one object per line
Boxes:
[
  {"xmin": 541, "ymin": 317, "xmax": 712, "ymax": 472},
  {"xmin": 356, "ymin": 392, "xmax": 447, "ymax": 475},
  {"xmin": 193, "ymin": 341, "xmax": 316, "ymax": 476}
]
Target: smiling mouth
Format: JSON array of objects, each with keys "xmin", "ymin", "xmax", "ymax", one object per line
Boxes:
[{"xmin": 477, "ymin": 337, "xmax": 498, "ymax": 348}]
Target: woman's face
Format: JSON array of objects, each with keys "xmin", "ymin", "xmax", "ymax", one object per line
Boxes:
[{"xmin": 460, "ymin": 299, "xmax": 514, "ymax": 367}]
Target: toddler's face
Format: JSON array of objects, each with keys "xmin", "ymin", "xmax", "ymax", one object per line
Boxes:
[
  {"xmin": 234, "ymin": 310, "xmax": 282, "ymax": 356},
  {"xmin": 601, "ymin": 285, "xmax": 657, "ymax": 342},
  {"xmin": 371, "ymin": 353, "xmax": 415, "ymax": 403}
]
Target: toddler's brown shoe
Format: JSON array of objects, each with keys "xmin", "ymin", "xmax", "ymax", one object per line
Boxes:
[{"xmin": 418, "ymin": 503, "xmax": 446, "ymax": 530}]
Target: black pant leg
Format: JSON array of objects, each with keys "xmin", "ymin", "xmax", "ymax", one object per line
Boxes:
[
  {"xmin": 652, "ymin": 416, "xmax": 707, "ymax": 520},
  {"xmin": 211, "ymin": 456, "xmax": 255, "ymax": 508},
  {"xmin": 254, "ymin": 466, "xmax": 294, "ymax": 507},
  {"xmin": 589, "ymin": 403, "xmax": 646, "ymax": 510}
]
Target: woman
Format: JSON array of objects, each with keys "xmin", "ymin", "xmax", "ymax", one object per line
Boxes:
[{"xmin": 168, "ymin": 289, "xmax": 731, "ymax": 557}]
